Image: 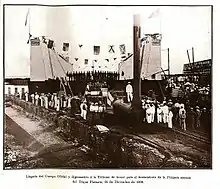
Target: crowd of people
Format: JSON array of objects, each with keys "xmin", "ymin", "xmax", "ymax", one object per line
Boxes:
[
  {"xmin": 125, "ymin": 81, "xmax": 211, "ymax": 133},
  {"xmin": 141, "ymin": 98, "xmax": 210, "ymax": 132}
]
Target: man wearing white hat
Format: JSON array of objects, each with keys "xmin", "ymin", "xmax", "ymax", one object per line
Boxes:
[{"xmin": 126, "ymin": 82, "xmax": 133, "ymax": 103}]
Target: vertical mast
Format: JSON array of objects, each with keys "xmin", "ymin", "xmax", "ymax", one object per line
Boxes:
[{"xmin": 132, "ymin": 14, "xmax": 142, "ymax": 109}]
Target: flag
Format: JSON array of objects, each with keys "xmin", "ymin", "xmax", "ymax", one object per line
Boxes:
[
  {"xmin": 119, "ymin": 44, "xmax": 126, "ymax": 54},
  {"xmin": 94, "ymin": 46, "xmax": 100, "ymax": 55},
  {"xmin": 108, "ymin": 45, "xmax": 115, "ymax": 53},
  {"xmin": 25, "ymin": 9, "xmax": 30, "ymax": 26},
  {"xmin": 148, "ymin": 8, "xmax": 160, "ymax": 19},
  {"xmin": 30, "ymin": 37, "xmax": 40, "ymax": 46},
  {"xmin": 63, "ymin": 43, "xmax": 69, "ymax": 51}
]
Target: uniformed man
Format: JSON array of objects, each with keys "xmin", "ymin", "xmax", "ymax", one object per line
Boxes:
[
  {"xmin": 179, "ymin": 104, "xmax": 187, "ymax": 131},
  {"xmin": 80, "ymin": 99, "xmax": 88, "ymax": 120},
  {"xmin": 35, "ymin": 92, "xmax": 39, "ymax": 106},
  {"xmin": 44, "ymin": 94, "xmax": 48, "ymax": 109},
  {"xmin": 162, "ymin": 102, "xmax": 169, "ymax": 123},
  {"xmin": 168, "ymin": 109, "xmax": 174, "ymax": 129},
  {"xmin": 126, "ymin": 82, "xmax": 133, "ymax": 103},
  {"xmin": 31, "ymin": 93, "xmax": 35, "ymax": 104},
  {"xmin": 157, "ymin": 105, "xmax": 162, "ymax": 123},
  {"xmin": 195, "ymin": 106, "xmax": 201, "ymax": 129},
  {"xmin": 25, "ymin": 92, "xmax": 29, "ymax": 102}
]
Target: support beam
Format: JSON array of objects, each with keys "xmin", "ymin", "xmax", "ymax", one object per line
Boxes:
[{"xmin": 132, "ymin": 14, "xmax": 142, "ymax": 109}]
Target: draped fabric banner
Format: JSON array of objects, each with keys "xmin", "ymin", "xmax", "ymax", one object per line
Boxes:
[
  {"xmin": 47, "ymin": 39, "xmax": 54, "ymax": 49},
  {"xmin": 119, "ymin": 44, "xmax": 126, "ymax": 54},
  {"xmin": 94, "ymin": 46, "xmax": 100, "ymax": 55},
  {"xmin": 108, "ymin": 45, "xmax": 115, "ymax": 53}
]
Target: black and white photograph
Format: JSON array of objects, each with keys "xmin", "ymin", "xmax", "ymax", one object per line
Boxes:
[{"xmin": 3, "ymin": 4, "xmax": 212, "ymax": 170}]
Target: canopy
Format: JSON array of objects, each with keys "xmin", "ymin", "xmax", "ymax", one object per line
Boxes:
[{"xmin": 30, "ymin": 40, "xmax": 73, "ymax": 81}]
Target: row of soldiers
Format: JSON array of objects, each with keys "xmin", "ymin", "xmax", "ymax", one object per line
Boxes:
[
  {"xmin": 18, "ymin": 92, "xmax": 106, "ymax": 122},
  {"xmin": 66, "ymin": 71, "xmax": 120, "ymax": 82}
]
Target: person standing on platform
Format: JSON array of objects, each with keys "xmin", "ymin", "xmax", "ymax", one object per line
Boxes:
[
  {"xmin": 35, "ymin": 92, "xmax": 39, "ymax": 106},
  {"xmin": 168, "ymin": 109, "xmax": 173, "ymax": 129},
  {"xmin": 126, "ymin": 82, "xmax": 133, "ymax": 103},
  {"xmin": 179, "ymin": 104, "xmax": 186, "ymax": 131}
]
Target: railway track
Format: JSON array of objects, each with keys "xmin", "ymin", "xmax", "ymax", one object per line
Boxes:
[{"xmin": 172, "ymin": 128, "xmax": 211, "ymax": 145}]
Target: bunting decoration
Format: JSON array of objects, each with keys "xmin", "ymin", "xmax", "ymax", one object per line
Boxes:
[
  {"xmin": 94, "ymin": 60, "xmax": 97, "ymax": 62},
  {"xmin": 119, "ymin": 44, "xmax": 126, "ymax": 54},
  {"xmin": 84, "ymin": 59, "xmax": 88, "ymax": 64},
  {"xmin": 94, "ymin": 46, "xmax": 100, "ymax": 55},
  {"xmin": 63, "ymin": 43, "xmax": 69, "ymax": 51},
  {"xmin": 108, "ymin": 45, "xmax": 115, "ymax": 53},
  {"xmin": 105, "ymin": 59, "xmax": 109, "ymax": 62},
  {"xmin": 113, "ymin": 58, "xmax": 117, "ymax": 61},
  {"xmin": 79, "ymin": 44, "xmax": 83, "ymax": 48},
  {"xmin": 127, "ymin": 53, "xmax": 132, "ymax": 56},
  {"xmin": 75, "ymin": 58, "xmax": 78, "ymax": 61},
  {"xmin": 31, "ymin": 37, "xmax": 40, "ymax": 46}
]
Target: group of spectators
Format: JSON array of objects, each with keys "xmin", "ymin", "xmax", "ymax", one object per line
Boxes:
[{"xmin": 141, "ymin": 97, "xmax": 211, "ymax": 132}]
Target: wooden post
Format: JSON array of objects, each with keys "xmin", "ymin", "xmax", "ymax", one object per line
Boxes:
[
  {"xmin": 192, "ymin": 47, "xmax": 195, "ymax": 63},
  {"xmin": 187, "ymin": 49, "xmax": 191, "ymax": 63},
  {"xmin": 132, "ymin": 14, "xmax": 142, "ymax": 110}
]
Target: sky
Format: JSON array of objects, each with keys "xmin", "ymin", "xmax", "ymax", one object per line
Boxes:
[{"xmin": 4, "ymin": 5, "xmax": 211, "ymax": 78}]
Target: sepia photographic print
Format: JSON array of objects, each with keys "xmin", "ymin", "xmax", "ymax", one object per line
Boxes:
[{"xmin": 3, "ymin": 4, "xmax": 212, "ymax": 170}]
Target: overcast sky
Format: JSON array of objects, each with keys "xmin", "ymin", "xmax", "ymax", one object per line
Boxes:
[{"xmin": 4, "ymin": 5, "xmax": 211, "ymax": 78}]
